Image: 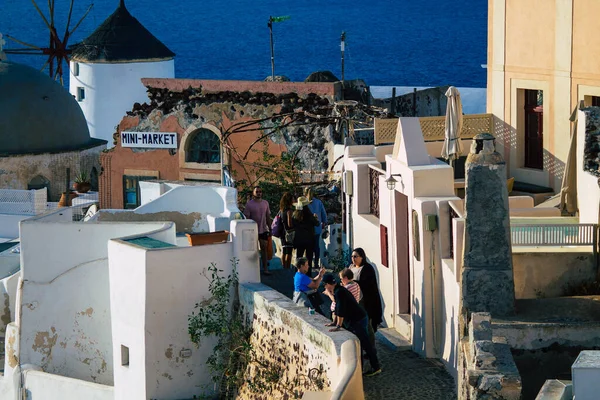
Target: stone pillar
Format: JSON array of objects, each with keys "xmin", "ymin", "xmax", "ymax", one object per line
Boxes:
[{"xmin": 461, "ymin": 133, "xmax": 515, "ymax": 322}]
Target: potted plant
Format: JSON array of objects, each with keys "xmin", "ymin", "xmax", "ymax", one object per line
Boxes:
[
  {"xmin": 186, "ymin": 231, "xmax": 230, "ymax": 246},
  {"xmin": 73, "ymin": 171, "xmax": 92, "ymax": 193}
]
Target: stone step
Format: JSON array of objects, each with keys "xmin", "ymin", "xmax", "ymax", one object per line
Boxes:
[
  {"xmin": 395, "ymin": 313, "xmax": 412, "ymax": 340},
  {"xmin": 376, "ymin": 327, "xmax": 412, "ymax": 351}
]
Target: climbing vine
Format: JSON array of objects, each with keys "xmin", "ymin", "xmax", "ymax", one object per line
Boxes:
[{"xmin": 189, "ymin": 259, "xmax": 326, "ymax": 399}]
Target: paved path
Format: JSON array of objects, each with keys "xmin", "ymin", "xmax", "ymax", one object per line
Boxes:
[{"xmin": 260, "ymin": 264, "xmax": 456, "ymax": 400}]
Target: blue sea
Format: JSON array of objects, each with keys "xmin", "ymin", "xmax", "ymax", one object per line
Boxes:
[{"xmin": 0, "ymin": 0, "xmax": 487, "ymax": 87}]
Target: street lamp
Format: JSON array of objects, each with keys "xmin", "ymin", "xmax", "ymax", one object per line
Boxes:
[{"xmin": 385, "ymin": 174, "xmax": 403, "ymax": 191}]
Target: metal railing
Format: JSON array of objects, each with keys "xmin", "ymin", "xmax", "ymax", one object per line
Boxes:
[
  {"xmin": 511, "ymin": 224, "xmax": 598, "ymax": 248},
  {"xmin": 369, "ymin": 165, "xmax": 384, "ymax": 218}
]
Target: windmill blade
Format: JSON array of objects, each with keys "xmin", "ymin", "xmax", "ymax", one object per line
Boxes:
[
  {"xmin": 31, "ymin": 0, "xmax": 52, "ymax": 30},
  {"xmin": 64, "ymin": 0, "xmax": 75, "ymax": 40},
  {"xmin": 69, "ymin": 3, "xmax": 93, "ymax": 36},
  {"xmin": 40, "ymin": 55, "xmax": 53, "ymax": 73},
  {"xmin": 5, "ymin": 34, "xmax": 42, "ymax": 50},
  {"xmin": 3, "ymin": 48, "xmax": 44, "ymax": 54},
  {"xmin": 48, "ymin": 0, "xmax": 54, "ymax": 28}
]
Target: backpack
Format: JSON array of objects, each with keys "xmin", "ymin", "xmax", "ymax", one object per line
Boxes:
[{"xmin": 271, "ymin": 211, "xmax": 284, "ymax": 238}]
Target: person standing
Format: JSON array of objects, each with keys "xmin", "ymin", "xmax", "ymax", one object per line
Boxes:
[
  {"xmin": 305, "ymin": 187, "xmax": 328, "ymax": 270},
  {"xmin": 349, "ymin": 247, "xmax": 383, "ymax": 333},
  {"xmin": 323, "ymin": 273, "xmax": 382, "ymax": 377},
  {"xmin": 291, "ymin": 196, "xmax": 319, "ymax": 277},
  {"xmin": 244, "ymin": 186, "xmax": 272, "ymax": 275},
  {"xmin": 278, "ymin": 192, "xmax": 294, "ymax": 269}
]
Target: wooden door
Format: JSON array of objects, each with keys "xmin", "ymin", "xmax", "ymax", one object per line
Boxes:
[{"xmin": 395, "ymin": 191, "xmax": 410, "ymax": 314}]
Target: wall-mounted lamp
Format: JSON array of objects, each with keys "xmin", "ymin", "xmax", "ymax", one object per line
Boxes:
[{"xmin": 385, "ymin": 174, "xmax": 403, "ymax": 191}]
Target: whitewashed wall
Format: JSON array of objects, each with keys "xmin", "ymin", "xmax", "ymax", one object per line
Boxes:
[
  {"xmin": 0, "ymin": 272, "xmax": 19, "ymax": 335},
  {"xmin": 343, "ymin": 118, "xmax": 459, "ymax": 365},
  {"xmin": 0, "ymin": 214, "xmax": 28, "ymax": 239},
  {"xmin": 69, "ymin": 60, "xmax": 174, "ymax": 146},
  {"xmin": 135, "ymin": 186, "xmax": 241, "ymax": 232},
  {"xmin": 22, "ymin": 369, "xmax": 114, "ymax": 400},
  {"xmin": 110, "ymin": 219, "xmax": 259, "ymax": 400},
  {"xmin": 18, "ymin": 209, "xmax": 176, "ymax": 385}
]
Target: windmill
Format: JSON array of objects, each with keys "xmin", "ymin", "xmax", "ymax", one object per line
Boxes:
[{"xmin": 2, "ymin": 0, "xmax": 93, "ymax": 85}]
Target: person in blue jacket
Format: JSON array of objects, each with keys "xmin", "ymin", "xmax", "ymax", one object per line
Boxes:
[{"xmin": 305, "ymin": 187, "xmax": 328, "ymax": 270}]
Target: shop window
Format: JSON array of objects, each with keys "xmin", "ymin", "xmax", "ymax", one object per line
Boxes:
[
  {"xmin": 123, "ymin": 175, "xmax": 156, "ymax": 209},
  {"xmin": 186, "ymin": 129, "xmax": 220, "ymax": 164},
  {"xmin": 592, "ymin": 96, "xmax": 600, "ymax": 107},
  {"xmin": 523, "ymin": 89, "xmax": 543, "ymax": 170}
]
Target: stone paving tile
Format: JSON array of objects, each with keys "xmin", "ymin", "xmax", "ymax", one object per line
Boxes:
[
  {"xmin": 363, "ymin": 342, "xmax": 456, "ymax": 400},
  {"xmin": 260, "ymin": 267, "xmax": 457, "ymax": 400}
]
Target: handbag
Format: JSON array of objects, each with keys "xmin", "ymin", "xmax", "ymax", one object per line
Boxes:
[
  {"xmin": 271, "ymin": 212, "xmax": 284, "ymax": 238},
  {"xmin": 285, "ymin": 229, "xmax": 295, "ymax": 244}
]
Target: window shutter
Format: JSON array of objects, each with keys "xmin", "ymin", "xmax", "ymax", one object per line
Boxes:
[{"xmin": 380, "ymin": 224, "xmax": 389, "ymax": 267}]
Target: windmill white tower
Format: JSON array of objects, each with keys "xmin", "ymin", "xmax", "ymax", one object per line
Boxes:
[{"xmin": 69, "ymin": 0, "xmax": 175, "ymax": 147}]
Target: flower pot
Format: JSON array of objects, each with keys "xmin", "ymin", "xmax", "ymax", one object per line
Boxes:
[
  {"xmin": 73, "ymin": 182, "xmax": 92, "ymax": 193},
  {"xmin": 58, "ymin": 192, "xmax": 79, "ymax": 208},
  {"xmin": 186, "ymin": 231, "xmax": 230, "ymax": 246}
]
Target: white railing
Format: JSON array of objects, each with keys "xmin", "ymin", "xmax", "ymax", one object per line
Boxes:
[
  {"xmin": 511, "ymin": 224, "xmax": 598, "ymax": 248},
  {"xmin": 0, "ymin": 188, "xmax": 48, "ymax": 215}
]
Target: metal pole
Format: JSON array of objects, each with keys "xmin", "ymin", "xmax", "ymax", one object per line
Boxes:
[
  {"xmin": 268, "ymin": 17, "xmax": 275, "ymax": 81},
  {"xmin": 412, "ymin": 87, "xmax": 417, "ymax": 116},
  {"xmin": 340, "ymin": 31, "xmax": 346, "ymax": 86}
]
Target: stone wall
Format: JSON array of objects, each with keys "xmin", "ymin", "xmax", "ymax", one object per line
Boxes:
[
  {"xmin": 458, "ymin": 313, "xmax": 522, "ymax": 400},
  {"xmin": 583, "ymin": 107, "xmax": 600, "ymax": 177},
  {"xmin": 238, "ymin": 282, "xmax": 362, "ymax": 400},
  {"xmin": 0, "ymin": 146, "xmax": 103, "ymax": 202}
]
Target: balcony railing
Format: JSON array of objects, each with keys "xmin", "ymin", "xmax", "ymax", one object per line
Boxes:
[
  {"xmin": 511, "ymin": 224, "xmax": 598, "ymax": 249},
  {"xmin": 373, "ymin": 113, "xmax": 494, "ymax": 145}
]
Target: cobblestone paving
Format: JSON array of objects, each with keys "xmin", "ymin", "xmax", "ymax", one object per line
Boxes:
[
  {"xmin": 363, "ymin": 342, "xmax": 456, "ymax": 400},
  {"xmin": 260, "ymin": 266, "xmax": 457, "ymax": 400}
]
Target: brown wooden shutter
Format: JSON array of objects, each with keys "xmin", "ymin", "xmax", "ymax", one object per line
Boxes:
[{"xmin": 380, "ymin": 224, "xmax": 389, "ymax": 267}]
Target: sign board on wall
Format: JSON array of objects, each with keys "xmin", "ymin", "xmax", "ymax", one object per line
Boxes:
[{"xmin": 121, "ymin": 132, "xmax": 178, "ymax": 149}]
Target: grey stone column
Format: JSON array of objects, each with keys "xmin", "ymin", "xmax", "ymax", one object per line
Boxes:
[{"xmin": 461, "ymin": 133, "xmax": 515, "ymax": 323}]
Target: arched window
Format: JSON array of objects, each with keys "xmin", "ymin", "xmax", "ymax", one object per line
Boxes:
[
  {"xmin": 186, "ymin": 129, "xmax": 220, "ymax": 163},
  {"xmin": 28, "ymin": 175, "xmax": 50, "ymax": 191}
]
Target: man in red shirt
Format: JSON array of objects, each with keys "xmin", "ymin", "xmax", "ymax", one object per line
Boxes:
[{"xmin": 243, "ymin": 186, "xmax": 273, "ymax": 275}]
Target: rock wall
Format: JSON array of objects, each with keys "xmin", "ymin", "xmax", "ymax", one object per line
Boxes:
[
  {"xmin": 458, "ymin": 313, "xmax": 522, "ymax": 400},
  {"xmin": 583, "ymin": 107, "xmax": 600, "ymax": 177},
  {"xmin": 238, "ymin": 282, "xmax": 361, "ymax": 400}
]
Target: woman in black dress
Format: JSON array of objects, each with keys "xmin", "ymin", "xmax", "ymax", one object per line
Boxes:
[
  {"xmin": 291, "ymin": 196, "xmax": 319, "ymax": 276},
  {"xmin": 278, "ymin": 192, "xmax": 294, "ymax": 269},
  {"xmin": 349, "ymin": 247, "xmax": 383, "ymax": 333}
]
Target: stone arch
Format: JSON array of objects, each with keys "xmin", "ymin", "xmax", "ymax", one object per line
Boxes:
[
  {"xmin": 27, "ymin": 174, "xmax": 50, "ymax": 192},
  {"xmin": 179, "ymin": 123, "xmax": 224, "ymax": 170}
]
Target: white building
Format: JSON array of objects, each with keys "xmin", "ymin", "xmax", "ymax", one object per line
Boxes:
[
  {"xmin": 0, "ymin": 183, "xmax": 260, "ymax": 399},
  {"xmin": 69, "ymin": 0, "xmax": 175, "ymax": 147}
]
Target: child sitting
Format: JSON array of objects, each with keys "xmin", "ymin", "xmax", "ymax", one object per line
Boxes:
[{"xmin": 325, "ymin": 268, "xmax": 362, "ymax": 327}]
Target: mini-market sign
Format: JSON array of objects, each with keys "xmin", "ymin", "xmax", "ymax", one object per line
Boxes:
[{"xmin": 121, "ymin": 132, "xmax": 177, "ymax": 149}]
